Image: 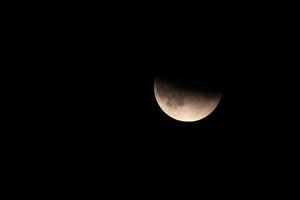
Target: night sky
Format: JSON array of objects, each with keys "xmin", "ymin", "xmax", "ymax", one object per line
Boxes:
[{"xmin": 10, "ymin": 4, "xmax": 297, "ymax": 191}]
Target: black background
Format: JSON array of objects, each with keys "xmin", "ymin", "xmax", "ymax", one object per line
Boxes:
[{"xmin": 5, "ymin": 2, "xmax": 299, "ymax": 193}]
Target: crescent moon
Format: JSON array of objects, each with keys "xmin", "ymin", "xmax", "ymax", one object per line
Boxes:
[{"xmin": 154, "ymin": 76, "xmax": 222, "ymax": 122}]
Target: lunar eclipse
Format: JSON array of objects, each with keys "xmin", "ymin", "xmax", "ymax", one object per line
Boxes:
[{"xmin": 154, "ymin": 74, "xmax": 222, "ymax": 122}]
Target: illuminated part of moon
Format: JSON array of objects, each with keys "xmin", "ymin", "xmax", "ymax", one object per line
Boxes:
[{"xmin": 154, "ymin": 77, "xmax": 222, "ymax": 122}]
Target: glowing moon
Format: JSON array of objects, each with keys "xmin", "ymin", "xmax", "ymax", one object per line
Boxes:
[{"xmin": 154, "ymin": 76, "xmax": 222, "ymax": 122}]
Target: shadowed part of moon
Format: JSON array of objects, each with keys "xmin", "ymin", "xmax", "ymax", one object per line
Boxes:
[{"xmin": 154, "ymin": 77, "xmax": 222, "ymax": 122}]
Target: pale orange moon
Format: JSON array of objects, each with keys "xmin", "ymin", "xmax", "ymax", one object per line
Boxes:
[{"xmin": 154, "ymin": 76, "xmax": 222, "ymax": 122}]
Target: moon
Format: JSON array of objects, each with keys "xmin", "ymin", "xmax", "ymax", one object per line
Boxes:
[{"xmin": 154, "ymin": 75, "xmax": 222, "ymax": 122}]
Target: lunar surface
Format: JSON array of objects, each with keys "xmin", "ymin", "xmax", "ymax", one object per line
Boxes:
[{"xmin": 154, "ymin": 76, "xmax": 222, "ymax": 122}]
